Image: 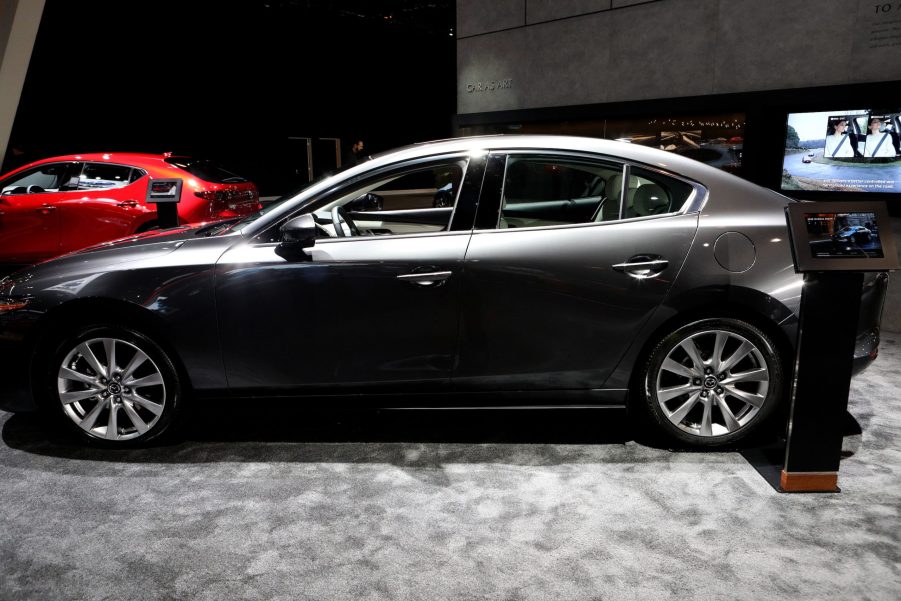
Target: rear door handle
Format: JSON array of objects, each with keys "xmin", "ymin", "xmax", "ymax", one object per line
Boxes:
[
  {"xmin": 117, "ymin": 200, "xmax": 139, "ymax": 208},
  {"xmin": 612, "ymin": 255, "xmax": 669, "ymax": 279},
  {"xmin": 397, "ymin": 270, "xmax": 452, "ymax": 287}
]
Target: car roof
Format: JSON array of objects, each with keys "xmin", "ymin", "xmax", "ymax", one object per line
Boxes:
[
  {"xmin": 243, "ymin": 134, "xmax": 789, "ymax": 237},
  {"xmin": 358, "ymin": 134, "xmax": 741, "ymax": 184},
  {"xmin": 1, "ymin": 153, "xmax": 190, "ymax": 177}
]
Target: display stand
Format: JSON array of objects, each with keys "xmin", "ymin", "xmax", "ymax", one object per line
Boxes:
[
  {"xmin": 145, "ymin": 178, "xmax": 182, "ymax": 229},
  {"xmin": 780, "ymin": 271, "xmax": 862, "ymax": 492},
  {"xmin": 781, "ymin": 201, "xmax": 897, "ymax": 492}
]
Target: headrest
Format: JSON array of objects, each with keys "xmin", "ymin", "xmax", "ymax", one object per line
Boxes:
[
  {"xmin": 607, "ymin": 174, "xmax": 623, "ymax": 201},
  {"xmin": 632, "ymin": 184, "xmax": 670, "ymax": 216}
]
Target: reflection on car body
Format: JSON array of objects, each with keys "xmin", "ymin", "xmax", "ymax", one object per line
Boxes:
[{"xmin": 0, "ymin": 136, "xmax": 887, "ymax": 449}]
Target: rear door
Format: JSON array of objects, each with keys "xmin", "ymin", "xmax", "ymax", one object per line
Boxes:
[
  {"xmin": 454, "ymin": 151, "xmax": 702, "ymax": 394},
  {"xmin": 58, "ymin": 162, "xmax": 148, "ymax": 254}
]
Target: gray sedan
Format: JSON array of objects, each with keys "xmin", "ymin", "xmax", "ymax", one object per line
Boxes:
[{"xmin": 0, "ymin": 135, "xmax": 887, "ymax": 447}]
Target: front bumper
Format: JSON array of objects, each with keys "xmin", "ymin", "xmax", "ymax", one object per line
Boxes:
[{"xmin": 0, "ymin": 309, "xmax": 41, "ymax": 413}]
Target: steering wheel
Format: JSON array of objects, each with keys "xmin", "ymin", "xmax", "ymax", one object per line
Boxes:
[
  {"xmin": 330, "ymin": 206, "xmax": 359, "ymax": 237},
  {"xmin": 27, "ymin": 185, "xmax": 46, "ymax": 194}
]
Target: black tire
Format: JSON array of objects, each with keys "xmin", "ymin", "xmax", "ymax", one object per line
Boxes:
[
  {"xmin": 638, "ymin": 318, "xmax": 783, "ymax": 448},
  {"xmin": 44, "ymin": 325, "xmax": 183, "ymax": 447}
]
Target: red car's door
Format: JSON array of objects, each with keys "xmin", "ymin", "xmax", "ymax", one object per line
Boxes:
[
  {"xmin": 57, "ymin": 162, "xmax": 149, "ymax": 254},
  {"xmin": 0, "ymin": 162, "xmax": 73, "ymax": 263}
]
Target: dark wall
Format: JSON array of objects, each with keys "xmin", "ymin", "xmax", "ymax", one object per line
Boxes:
[
  {"xmin": 4, "ymin": 0, "xmax": 456, "ymax": 195},
  {"xmin": 454, "ymin": 80, "xmax": 901, "ymax": 214}
]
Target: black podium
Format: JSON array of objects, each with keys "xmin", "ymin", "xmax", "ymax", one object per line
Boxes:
[
  {"xmin": 781, "ymin": 201, "xmax": 898, "ymax": 492},
  {"xmin": 146, "ymin": 178, "xmax": 182, "ymax": 229}
]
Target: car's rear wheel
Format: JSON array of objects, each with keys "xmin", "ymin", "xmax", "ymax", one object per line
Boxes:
[
  {"xmin": 640, "ymin": 318, "xmax": 783, "ymax": 447},
  {"xmin": 48, "ymin": 326, "xmax": 182, "ymax": 446}
]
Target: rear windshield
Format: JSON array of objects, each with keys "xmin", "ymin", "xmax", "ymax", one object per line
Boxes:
[{"xmin": 165, "ymin": 157, "xmax": 248, "ymax": 183}]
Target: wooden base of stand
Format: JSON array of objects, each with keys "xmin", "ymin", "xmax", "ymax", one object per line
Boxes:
[{"xmin": 780, "ymin": 470, "xmax": 839, "ymax": 493}]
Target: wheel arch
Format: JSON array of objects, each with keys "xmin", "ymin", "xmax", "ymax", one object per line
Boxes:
[
  {"xmin": 30, "ymin": 298, "xmax": 194, "ymax": 402},
  {"xmin": 610, "ymin": 285, "xmax": 798, "ymax": 397}
]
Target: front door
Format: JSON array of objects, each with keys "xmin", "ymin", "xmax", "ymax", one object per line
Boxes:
[
  {"xmin": 215, "ymin": 153, "xmax": 486, "ymax": 394},
  {"xmin": 0, "ymin": 162, "xmax": 73, "ymax": 263}
]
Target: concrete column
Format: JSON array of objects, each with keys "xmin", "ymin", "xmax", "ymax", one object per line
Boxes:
[{"xmin": 0, "ymin": 0, "xmax": 45, "ymax": 169}]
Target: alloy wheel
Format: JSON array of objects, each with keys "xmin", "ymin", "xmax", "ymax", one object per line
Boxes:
[
  {"xmin": 654, "ymin": 329, "xmax": 770, "ymax": 438},
  {"xmin": 57, "ymin": 337, "xmax": 167, "ymax": 441}
]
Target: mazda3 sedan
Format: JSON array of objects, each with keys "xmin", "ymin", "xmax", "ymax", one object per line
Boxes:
[
  {"xmin": 0, "ymin": 153, "xmax": 260, "ymax": 268},
  {"xmin": 832, "ymin": 225, "xmax": 872, "ymax": 243},
  {"xmin": 0, "ymin": 136, "xmax": 887, "ymax": 447}
]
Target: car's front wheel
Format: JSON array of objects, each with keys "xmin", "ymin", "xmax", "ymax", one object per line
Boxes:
[
  {"xmin": 48, "ymin": 326, "xmax": 182, "ymax": 446},
  {"xmin": 640, "ymin": 318, "xmax": 783, "ymax": 447}
]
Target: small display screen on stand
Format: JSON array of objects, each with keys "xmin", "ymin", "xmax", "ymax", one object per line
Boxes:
[
  {"xmin": 804, "ymin": 211, "xmax": 883, "ymax": 259},
  {"xmin": 786, "ymin": 201, "xmax": 898, "ymax": 272}
]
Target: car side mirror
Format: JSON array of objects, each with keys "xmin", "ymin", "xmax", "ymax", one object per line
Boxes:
[
  {"xmin": 279, "ymin": 214, "xmax": 316, "ymax": 251},
  {"xmin": 345, "ymin": 192, "xmax": 383, "ymax": 212}
]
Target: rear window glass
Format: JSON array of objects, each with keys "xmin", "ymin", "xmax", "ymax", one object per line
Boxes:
[
  {"xmin": 165, "ymin": 158, "xmax": 248, "ymax": 183},
  {"xmin": 77, "ymin": 163, "xmax": 132, "ymax": 190}
]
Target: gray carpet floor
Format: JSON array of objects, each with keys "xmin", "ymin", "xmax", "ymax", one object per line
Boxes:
[{"xmin": 1, "ymin": 335, "xmax": 899, "ymax": 600}]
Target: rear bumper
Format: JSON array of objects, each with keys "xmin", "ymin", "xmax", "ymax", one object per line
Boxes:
[
  {"xmin": 852, "ymin": 272, "xmax": 889, "ymax": 376},
  {"xmin": 851, "ymin": 327, "xmax": 880, "ymax": 376}
]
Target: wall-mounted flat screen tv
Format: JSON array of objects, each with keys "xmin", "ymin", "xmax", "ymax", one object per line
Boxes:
[{"xmin": 782, "ymin": 109, "xmax": 901, "ymax": 193}]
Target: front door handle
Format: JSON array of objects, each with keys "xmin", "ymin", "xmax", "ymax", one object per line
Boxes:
[
  {"xmin": 117, "ymin": 200, "xmax": 139, "ymax": 208},
  {"xmin": 612, "ymin": 255, "xmax": 669, "ymax": 279},
  {"xmin": 397, "ymin": 270, "xmax": 452, "ymax": 287},
  {"xmin": 35, "ymin": 204, "xmax": 57, "ymax": 214}
]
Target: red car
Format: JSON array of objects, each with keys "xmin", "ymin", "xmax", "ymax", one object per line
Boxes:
[{"xmin": 0, "ymin": 153, "xmax": 260, "ymax": 265}]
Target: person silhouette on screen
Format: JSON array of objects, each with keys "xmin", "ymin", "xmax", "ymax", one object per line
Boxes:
[
  {"xmin": 824, "ymin": 118, "xmax": 854, "ymax": 158},
  {"xmin": 864, "ymin": 117, "xmax": 896, "ymax": 158}
]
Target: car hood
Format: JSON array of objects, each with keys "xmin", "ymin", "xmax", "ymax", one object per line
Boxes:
[
  {"xmin": 2, "ymin": 223, "xmax": 241, "ymax": 303},
  {"xmin": 4, "ymin": 224, "xmax": 234, "ymax": 285}
]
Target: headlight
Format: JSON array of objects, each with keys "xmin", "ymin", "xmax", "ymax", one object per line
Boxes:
[
  {"xmin": 0, "ymin": 278, "xmax": 29, "ymax": 313},
  {"xmin": 0, "ymin": 298, "xmax": 30, "ymax": 313}
]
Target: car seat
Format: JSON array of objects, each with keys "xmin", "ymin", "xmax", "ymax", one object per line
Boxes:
[
  {"xmin": 628, "ymin": 183, "xmax": 670, "ymax": 217},
  {"xmin": 598, "ymin": 173, "xmax": 637, "ymax": 221}
]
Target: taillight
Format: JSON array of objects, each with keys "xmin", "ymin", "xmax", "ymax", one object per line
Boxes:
[{"xmin": 194, "ymin": 190, "xmax": 226, "ymax": 203}]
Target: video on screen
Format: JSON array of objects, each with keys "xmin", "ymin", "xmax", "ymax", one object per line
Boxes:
[
  {"xmin": 782, "ymin": 109, "xmax": 901, "ymax": 193},
  {"xmin": 804, "ymin": 211, "xmax": 884, "ymax": 258}
]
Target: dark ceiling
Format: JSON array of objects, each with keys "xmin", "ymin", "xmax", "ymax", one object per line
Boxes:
[{"xmin": 6, "ymin": 0, "xmax": 456, "ymax": 194}]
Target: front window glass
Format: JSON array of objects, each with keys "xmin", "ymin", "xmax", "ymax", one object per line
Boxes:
[
  {"xmin": 498, "ymin": 156, "xmax": 623, "ymax": 228},
  {"xmin": 0, "ymin": 163, "xmax": 68, "ymax": 195},
  {"xmin": 252, "ymin": 158, "xmax": 467, "ymax": 243},
  {"xmin": 77, "ymin": 163, "xmax": 133, "ymax": 190},
  {"xmin": 311, "ymin": 159, "xmax": 466, "ymax": 238}
]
